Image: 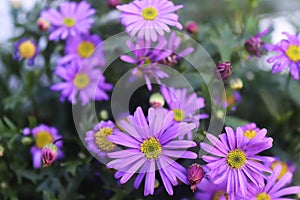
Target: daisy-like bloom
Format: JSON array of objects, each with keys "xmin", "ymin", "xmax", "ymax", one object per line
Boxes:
[
  {"xmin": 59, "ymin": 34, "xmax": 106, "ymax": 67},
  {"xmin": 200, "ymin": 127, "xmax": 274, "ymax": 196},
  {"xmin": 121, "ymin": 39, "xmax": 170, "ymax": 90},
  {"xmin": 265, "ymin": 32, "xmax": 300, "ymax": 80},
  {"xmin": 161, "ymin": 86, "xmax": 208, "ymax": 140},
  {"xmin": 41, "ymin": 1, "xmax": 96, "ymax": 40},
  {"xmin": 245, "ymin": 28, "xmax": 269, "ymax": 58},
  {"xmin": 84, "ymin": 121, "xmax": 118, "ymax": 160},
  {"xmin": 13, "ymin": 38, "xmax": 39, "ymax": 66},
  {"xmin": 106, "ymin": 107, "xmax": 198, "ymax": 196},
  {"xmin": 23, "ymin": 124, "xmax": 63, "ymax": 169},
  {"xmin": 117, "ymin": 0, "xmax": 183, "ymax": 41},
  {"xmin": 51, "ymin": 63, "xmax": 113, "ymax": 105},
  {"xmin": 241, "ymin": 165, "xmax": 300, "ymax": 200},
  {"xmin": 160, "ymin": 32, "xmax": 194, "ymax": 66},
  {"xmin": 195, "ymin": 177, "xmax": 232, "ymax": 200},
  {"xmin": 265, "ymin": 157, "xmax": 296, "ymax": 181}
]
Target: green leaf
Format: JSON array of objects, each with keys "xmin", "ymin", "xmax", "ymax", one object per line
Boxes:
[
  {"xmin": 289, "ymin": 79, "xmax": 300, "ymax": 108},
  {"xmin": 259, "ymin": 89, "xmax": 280, "ymax": 120},
  {"xmin": 43, "ymin": 191, "xmax": 57, "ymax": 200},
  {"xmin": 225, "ymin": 116, "xmax": 249, "ymax": 128}
]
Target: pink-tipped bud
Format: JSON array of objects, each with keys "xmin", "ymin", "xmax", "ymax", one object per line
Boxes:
[
  {"xmin": 185, "ymin": 21, "xmax": 198, "ymax": 34},
  {"xmin": 37, "ymin": 18, "xmax": 50, "ymax": 32},
  {"xmin": 149, "ymin": 93, "xmax": 165, "ymax": 108},
  {"xmin": 187, "ymin": 163, "xmax": 204, "ymax": 192},
  {"xmin": 107, "ymin": 0, "xmax": 121, "ymax": 8},
  {"xmin": 215, "ymin": 61, "xmax": 232, "ymax": 80},
  {"xmin": 42, "ymin": 143, "xmax": 58, "ymax": 168}
]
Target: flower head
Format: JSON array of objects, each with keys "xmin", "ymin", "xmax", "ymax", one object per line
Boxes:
[
  {"xmin": 13, "ymin": 38, "xmax": 39, "ymax": 66},
  {"xmin": 185, "ymin": 21, "xmax": 198, "ymax": 34},
  {"xmin": 215, "ymin": 61, "xmax": 232, "ymax": 80},
  {"xmin": 245, "ymin": 28, "xmax": 269, "ymax": 58},
  {"xmin": 23, "ymin": 124, "xmax": 63, "ymax": 169},
  {"xmin": 161, "ymin": 86, "xmax": 208, "ymax": 140},
  {"xmin": 187, "ymin": 163, "xmax": 204, "ymax": 192},
  {"xmin": 42, "ymin": 143, "xmax": 58, "ymax": 168},
  {"xmin": 265, "ymin": 32, "xmax": 300, "ymax": 80},
  {"xmin": 117, "ymin": 0, "xmax": 183, "ymax": 41},
  {"xmin": 41, "ymin": 1, "xmax": 96, "ymax": 40},
  {"xmin": 59, "ymin": 34, "xmax": 106, "ymax": 67},
  {"xmin": 51, "ymin": 63, "xmax": 113, "ymax": 105},
  {"xmin": 241, "ymin": 165, "xmax": 300, "ymax": 200},
  {"xmin": 195, "ymin": 177, "xmax": 231, "ymax": 200},
  {"xmin": 200, "ymin": 127, "xmax": 274, "ymax": 196},
  {"xmin": 85, "ymin": 121, "xmax": 118, "ymax": 160},
  {"xmin": 106, "ymin": 107, "xmax": 197, "ymax": 196},
  {"xmin": 37, "ymin": 18, "xmax": 50, "ymax": 31},
  {"xmin": 265, "ymin": 157, "xmax": 296, "ymax": 181}
]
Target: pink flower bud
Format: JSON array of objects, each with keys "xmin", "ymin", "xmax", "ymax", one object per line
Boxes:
[
  {"xmin": 107, "ymin": 0, "xmax": 121, "ymax": 8},
  {"xmin": 187, "ymin": 163, "xmax": 204, "ymax": 192},
  {"xmin": 42, "ymin": 143, "xmax": 58, "ymax": 168},
  {"xmin": 185, "ymin": 21, "xmax": 198, "ymax": 34},
  {"xmin": 215, "ymin": 61, "xmax": 232, "ymax": 80},
  {"xmin": 37, "ymin": 18, "xmax": 50, "ymax": 32}
]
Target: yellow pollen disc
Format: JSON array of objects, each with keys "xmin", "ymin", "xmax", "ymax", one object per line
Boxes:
[
  {"xmin": 212, "ymin": 191, "xmax": 229, "ymax": 200},
  {"xmin": 77, "ymin": 41, "xmax": 95, "ymax": 58},
  {"xmin": 142, "ymin": 7, "xmax": 158, "ymax": 21},
  {"xmin": 73, "ymin": 73, "xmax": 90, "ymax": 89},
  {"xmin": 286, "ymin": 45, "xmax": 300, "ymax": 62},
  {"xmin": 140, "ymin": 137, "xmax": 162, "ymax": 159},
  {"xmin": 227, "ymin": 149, "xmax": 247, "ymax": 169},
  {"xmin": 63, "ymin": 17, "xmax": 76, "ymax": 27},
  {"xmin": 270, "ymin": 161, "xmax": 289, "ymax": 180},
  {"xmin": 173, "ymin": 109, "xmax": 185, "ymax": 122},
  {"xmin": 18, "ymin": 41, "xmax": 36, "ymax": 59},
  {"xmin": 35, "ymin": 131, "xmax": 53, "ymax": 149},
  {"xmin": 244, "ymin": 130, "xmax": 257, "ymax": 139},
  {"xmin": 256, "ymin": 192, "xmax": 271, "ymax": 200},
  {"xmin": 94, "ymin": 127, "xmax": 116, "ymax": 152}
]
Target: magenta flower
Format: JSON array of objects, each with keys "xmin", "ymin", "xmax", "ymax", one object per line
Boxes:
[
  {"xmin": 265, "ymin": 32, "xmax": 300, "ymax": 80},
  {"xmin": 241, "ymin": 165, "xmax": 300, "ymax": 200},
  {"xmin": 41, "ymin": 1, "xmax": 96, "ymax": 40},
  {"xmin": 214, "ymin": 61, "xmax": 232, "ymax": 80},
  {"xmin": 51, "ymin": 63, "xmax": 113, "ymax": 105},
  {"xmin": 23, "ymin": 124, "xmax": 63, "ymax": 169},
  {"xmin": 84, "ymin": 121, "xmax": 118, "ymax": 160},
  {"xmin": 120, "ymin": 39, "xmax": 170, "ymax": 90},
  {"xmin": 106, "ymin": 107, "xmax": 197, "ymax": 196},
  {"xmin": 59, "ymin": 34, "xmax": 106, "ymax": 67},
  {"xmin": 42, "ymin": 143, "xmax": 58, "ymax": 168},
  {"xmin": 245, "ymin": 28, "xmax": 269, "ymax": 58},
  {"xmin": 187, "ymin": 163, "xmax": 204, "ymax": 192},
  {"xmin": 185, "ymin": 21, "xmax": 198, "ymax": 34},
  {"xmin": 117, "ymin": 0, "xmax": 183, "ymax": 41},
  {"xmin": 200, "ymin": 127, "xmax": 274, "ymax": 196},
  {"xmin": 13, "ymin": 38, "xmax": 39, "ymax": 66},
  {"xmin": 161, "ymin": 86, "xmax": 208, "ymax": 140}
]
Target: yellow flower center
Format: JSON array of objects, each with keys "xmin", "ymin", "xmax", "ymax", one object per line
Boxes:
[
  {"xmin": 77, "ymin": 41, "xmax": 95, "ymax": 58},
  {"xmin": 142, "ymin": 7, "xmax": 158, "ymax": 21},
  {"xmin": 270, "ymin": 161, "xmax": 289, "ymax": 180},
  {"xmin": 256, "ymin": 192, "xmax": 271, "ymax": 200},
  {"xmin": 140, "ymin": 137, "xmax": 162, "ymax": 159},
  {"xmin": 173, "ymin": 109, "xmax": 185, "ymax": 122},
  {"xmin": 227, "ymin": 149, "xmax": 247, "ymax": 169},
  {"xmin": 212, "ymin": 191, "xmax": 229, "ymax": 200},
  {"xmin": 244, "ymin": 130, "xmax": 257, "ymax": 139},
  {"xmin": 35, "ymin": 131, "xmax": 53, "ymax": 149},
  {"xmin": 18, "ymin": 41, "xmax": 36, "ymax": 59},
  {"xmin": 73, "ymin": 73, "xmax": 90, "ymax": 89},
  {"xmin": 286, "ymin": 45, "xmax": 300, "ymax": 62},
  {"xmin": 94, "ymin": 127, "xmax": 116, "ymax": 152},
  {"xmin": 63, "ymin": 17, "xmax": 76, "ymax": 27}
]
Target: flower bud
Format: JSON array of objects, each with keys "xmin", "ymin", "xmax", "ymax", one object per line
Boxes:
[
  {"xmin": 21, "ymin": 137, "xmax": 32, "ymax": 145},
  {"xmin": 187, "ymin": 163, "xmax": 204, "ymax": 192},
  {"xmin": 244, "ymin": 28, "xmax": 269, "ymax": 58},
  {"xmin": 185, "ymin": 21, "xmax": 198, "ymax": 34},
  {"xmin": 42, "ymin": 143, "xmax": 58, "ymax": 168},
  {"xmin": 215, "ymin": 61, "xmax": 232, "ymax": 80},
  {"xmin": 149, "ymin": 93, "xmax": 165, "ymax": 108},
  {"xmin": 230, "ymin": 78, "xmax": 243, "ymax": 90},
  {"xmin": 37, "ymin": 18, "xmax": 50, "ymax": 32},
  {"xmin": 107, "ymin": 0, "xmax": 121, "ymax": 8},
  {"xmin": 0, "ymin": 145, "xmax": 4, "ymax": 157}
]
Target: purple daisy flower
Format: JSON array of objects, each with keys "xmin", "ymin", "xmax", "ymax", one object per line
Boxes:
[
  {"xmin": 195, "ymin": 177, "xmax": 233, "ymax": 200},
  {"xmin": 59, "ymin": 34, "xmax": 106, "ymax": 67},
  {"xmin": 161, "ymin": 86, "xmax": 208, "ymax": 140},
  {"xmin": 241, "ymin": 165, "xmax": 300, "ymax": 200},
  {"xmin": 106, "ymin": 107, "xmax": 198, "ymax": 196},
  {"xmin": 265, "ymin": 32, "xmax": 300, "ymax": 80},
  {"xmin": 265, "ymin": 157, "xmax": 296, "ymax": 182},
  {"xmin": 13, "ymin": 38, "xmax": 39, "ymax": 66},
  {"xmin": 41, "ymin": 1, "xmax": 96, "ymax": 40},
  {"xmin": 23, "ymin": 124, "xmax": 63, "ymax": 169},
  {"xmin": 200, "ymin": 127, "xmax": 274, "ymax": 196},
  {"xmin": 51, "ymin": 63, "xmax": 113, "ymax": 105},
  {"xmin": 117, "ymin": 0, "xmax": 183, "ymax": 41},
  {"xmin": 84, "ymin": 120, "xmax": 118, "ymax": 161},
  {"xmin": 121, "ymin": 39, "xmax": 170, "ymax": 90}
]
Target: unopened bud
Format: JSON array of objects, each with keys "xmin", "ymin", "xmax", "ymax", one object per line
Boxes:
[
  {"xmin": 215, "ymin": 61, "xmax": 232, "ymax": 80},
  {"xmin": 0, "ymin": 145, "xmax": 4, "ymax": 157},
  {"xmin": 149, "ymin": 93, "xmax": 165, "ymax": 108},
  {"xmin": 21, "ymin": 137, "xmax": 32, "ymax": 145},
  {"xmin": 185, "ymin": 21, "xmax": 198, "ymax": 34},
  {"xmin": 187, "ymin": 163, "xmax": 204, "ymax": 192},
  {"xmin": 42, "ymin": 143, "xmax": 58, "ymax": 168},
  {"xmin": 230, "ymin": 78, "xmax": 243, "ymax": 90},
  {"xmin": 37, "ymin": 18, "xmax": 50, "ymax": 31}
]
